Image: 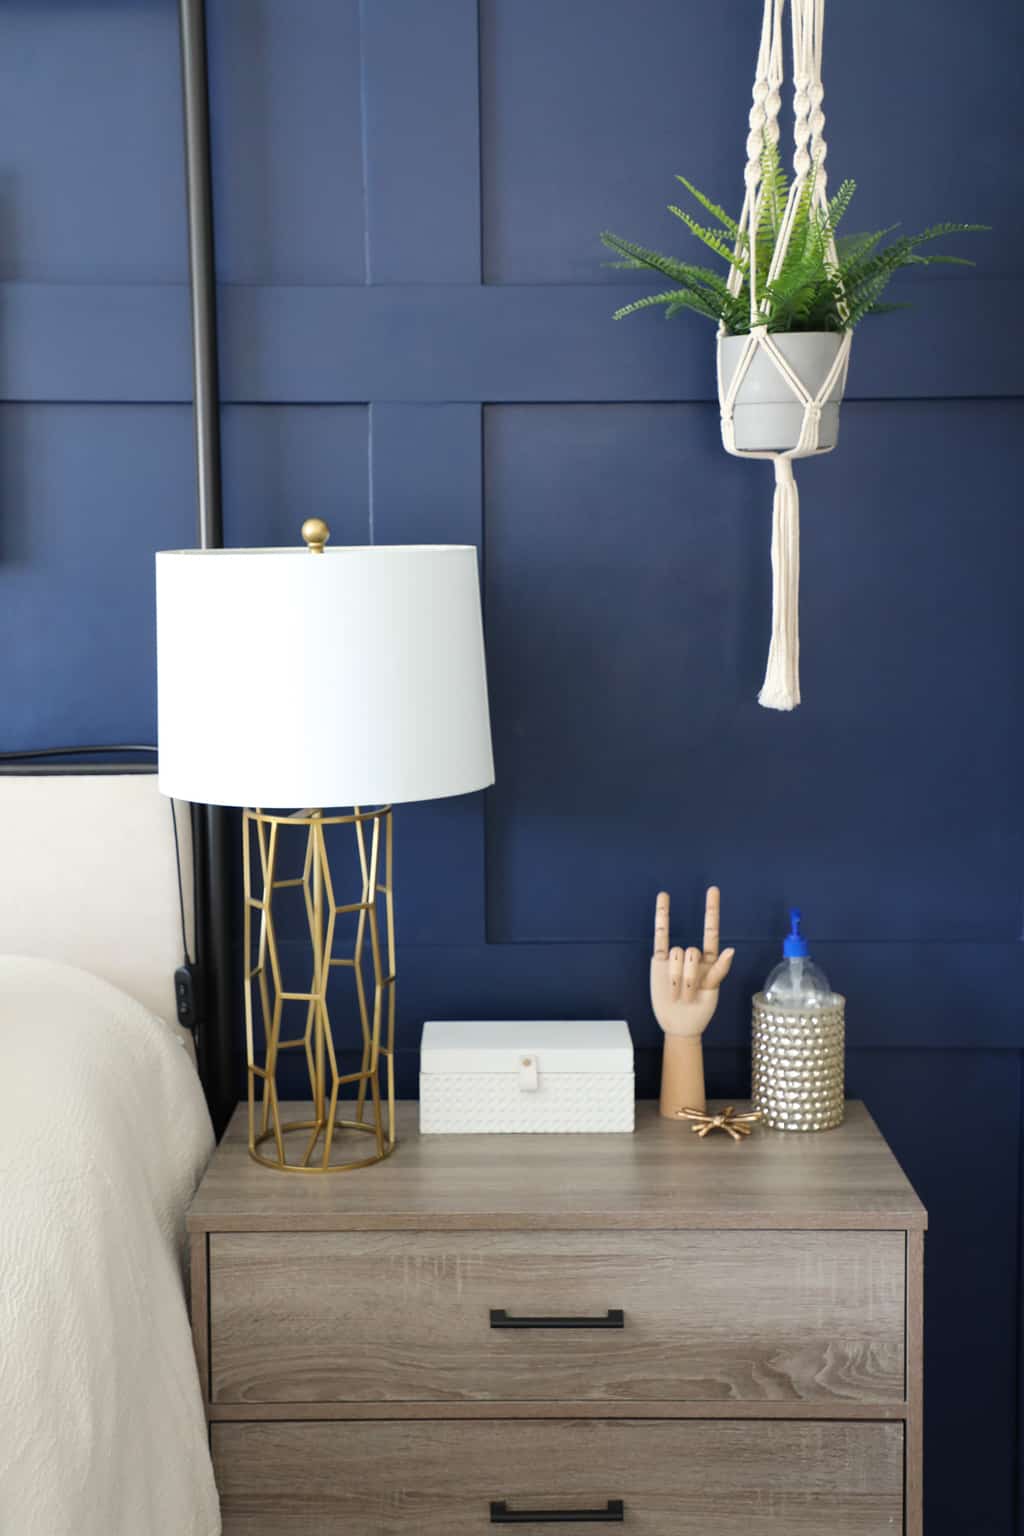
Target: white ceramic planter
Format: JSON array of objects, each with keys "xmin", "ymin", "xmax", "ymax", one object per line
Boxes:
[{"xmin": 718, "ymin": 331, "xmax": 847, "ymax": 453}]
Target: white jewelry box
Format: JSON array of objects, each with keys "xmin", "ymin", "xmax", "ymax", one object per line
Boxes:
[{"xmin": 419, "ymin": 1020, "xmax": 635, "ymax": 1134}]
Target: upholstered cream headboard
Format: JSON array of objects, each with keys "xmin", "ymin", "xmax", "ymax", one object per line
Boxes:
[{"xmin": 0, "ymin": 771, "xmax": 193, "ymax": 1026}]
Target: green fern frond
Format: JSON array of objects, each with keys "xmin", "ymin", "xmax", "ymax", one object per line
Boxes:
[
  {"xmin": 825, "ymin": 179, "xmax": 857, "ymax": 237},
  {"xmin": 767, "ymin": 167, "xmax": 819, "ymax": 296},
  {"xmin": 599, "ymin": 234, "xmax": 690, "ymax": 290},
  {"xmin": 657, "ymin": 261, "xmax": 740, "ymax": 302},
  {"xmin": 674, "ymin": 176, "xmax": 739, "ymax": 237},
  {"xmin": 600, "ymin": 231, "xmax": 691, "ymax": 281},
  {"xmin": 906, "ymin": 221, "xmax": 991, "ymax": 244},
  {"xmin": 841, "ymin": 238, "xmax": 917, "ymax": 293},
  {"xmin": 756, "ymin": 140, "xmax": 789, "ymax": 247},
  {"xmin": 835, "ymin": 227, "xmax": 897, "ymax": 266},
  {"xmin": 666, "ymin": 207, "xmax": 746, "ymax": 270},
  {"xmin": 906, "ymin": 252, "xmax": 975, "ymax": 266},
  {"xmin": 612, "ymin": 289, "xmax": 698, "ymax": 320},
  {"xmin": 664, "ymin": 289, "xmax": 726, "ymax": 321},
  {"xmin": 600, "ymin": 166, "xmax": 988, "ymax": 335}
]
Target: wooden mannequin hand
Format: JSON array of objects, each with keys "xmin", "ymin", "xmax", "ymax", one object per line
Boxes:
[
  {"xmin": 650, "ymin": 887, "xmax": 735, "ymax": 1040},
  {"xmin": 652, "ymin": 887, "xmax": 735, "ymax": 1119}
]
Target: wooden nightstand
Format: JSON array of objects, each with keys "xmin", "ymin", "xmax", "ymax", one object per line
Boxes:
[{"xmin": 189, "ymin": 1100, "xmax": 926, "ymax": 1535}]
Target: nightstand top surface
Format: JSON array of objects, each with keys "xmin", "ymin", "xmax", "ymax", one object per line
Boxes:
[{"xmin": 188, "ymin": 1101, "xmax": 926, "ymax": 1233}]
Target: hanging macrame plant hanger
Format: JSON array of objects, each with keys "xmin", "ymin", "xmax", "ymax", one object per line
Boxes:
[{"xmin": 719, "ymin": 0, "xmax": 851, "ymax": 711}]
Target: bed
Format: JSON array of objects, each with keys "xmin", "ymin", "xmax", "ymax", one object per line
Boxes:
[
  {"xmin": 0, "ymin": 754, "xmax": 222, "ymax": 1535},
  {"xmin": 0, "ymin": 9, "xmax": 234, "ymax": 1529}
]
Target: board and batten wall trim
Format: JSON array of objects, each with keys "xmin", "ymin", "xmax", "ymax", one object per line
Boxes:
[{"xmin": 0, "ymin": 4, "xmax": 1019, "ymax": 1533}]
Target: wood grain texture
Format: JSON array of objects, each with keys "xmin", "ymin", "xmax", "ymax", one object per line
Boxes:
[
  {"xmin": 209, "ymin": 1229, "xmax": 905, "ymax": 1407},
  {"xmin": 213, "ymin": 1419, "xmax": 905, "ymax": 1535},
  {"xmin": 906, "ymin": 1231, "xmax": 924, "ymax": 1536},
  {"xmin": 206, "ymin": 1397, "xmax": 910, "ymax": 1422},
  {"xmin": 189, "ymin": 1232, "xmax": 209, "ymax": 1402},
  {"xmin": 188, "ymin": 1100, "xmax": 927, "ymax": 1233},
  {"xmin": 194, "ymin": 1098, "xmax": 925, "ymax": 1532}
]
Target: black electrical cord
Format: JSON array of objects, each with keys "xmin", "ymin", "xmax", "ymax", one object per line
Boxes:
[
  {"xmin": 0, "ymin": 744, "xmax": 155, "ymax": 761},
  {"xmin": 169, "ymin": 798, "xmax": 193, "ymax": 967},
  {"xmin": 0, "ymin": 744, "xmax": 158, "ymax": 774}
]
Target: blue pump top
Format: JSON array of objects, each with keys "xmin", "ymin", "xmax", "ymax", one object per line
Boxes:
[{"xmin": 782, "ymin": 908, "xmax": 809, "ymax": 958}]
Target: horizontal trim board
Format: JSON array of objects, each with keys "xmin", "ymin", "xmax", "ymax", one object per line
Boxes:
[
  {"xmin": 204, "ymin": 1400, "xmax": 911, "ymax": 1423},
  {"xmin": 266, "ymin": 1047, "xmax": 1018, "ymax": 1113},
  {"xmin": 192, "ymin": 1211, "xmax": 922, "ymax": 1234},
  {"xmin": 0, "ymin": 280, "xmax": 1017, "ymax": 403},
  {"xmin": 272, "ymin": 937, "xmax": 1024, "ymax": 1051}
]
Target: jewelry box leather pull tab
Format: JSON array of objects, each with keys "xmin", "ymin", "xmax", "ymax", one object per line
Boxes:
[{"xmin": 518, "ymin": 1055, "xmax": 539, "ymax": 1092}]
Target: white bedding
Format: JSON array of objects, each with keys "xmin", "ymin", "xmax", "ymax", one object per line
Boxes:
[{"xmin": 0, "ymin": 956, "xmax": 220, "ymax": 1536}]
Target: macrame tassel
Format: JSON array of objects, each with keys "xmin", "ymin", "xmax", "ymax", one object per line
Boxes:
[{"xmin": 758, "ymin": 456, "xmax": 801, "ymax": 710}]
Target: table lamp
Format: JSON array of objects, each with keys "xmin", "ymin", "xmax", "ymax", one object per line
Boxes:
[{"xmin": 156, "ymin": 522, "xmax": 493, "ymax": 1172}]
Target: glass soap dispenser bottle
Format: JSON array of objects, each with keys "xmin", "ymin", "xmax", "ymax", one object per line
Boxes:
[{"xmin": 752, "ymin": 908, "xmax": 846, "ymax": 1131}]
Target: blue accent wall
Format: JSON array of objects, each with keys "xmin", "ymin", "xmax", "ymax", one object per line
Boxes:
[{"xmin": 0, "ymin": 2, "xmax": 1020, "ymax": 1529}]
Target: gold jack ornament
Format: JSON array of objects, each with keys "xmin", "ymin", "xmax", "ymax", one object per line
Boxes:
[{"xmin": 675, "ymin": 1105, "xmax": 761, "ymax": 1141}]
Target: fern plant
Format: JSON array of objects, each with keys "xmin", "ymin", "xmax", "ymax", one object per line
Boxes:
[{"xmin": 601, "ymin": 143, "xmax": 987, "ymax": 334}]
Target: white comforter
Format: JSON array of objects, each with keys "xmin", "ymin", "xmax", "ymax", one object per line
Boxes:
[{"xmin": 0, "ymin": 956, "xmax": 220, "ymax": 1536}]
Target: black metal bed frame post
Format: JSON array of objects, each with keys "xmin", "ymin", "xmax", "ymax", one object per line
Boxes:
[{"xmin": 179, "ymin": 0, "xmax": 235, "ymax": 1137}]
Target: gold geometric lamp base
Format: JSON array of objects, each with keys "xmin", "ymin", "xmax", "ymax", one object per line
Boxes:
[{"xmin": 243, "ymin": 804, "xmax": 396, "ymax": 1173}]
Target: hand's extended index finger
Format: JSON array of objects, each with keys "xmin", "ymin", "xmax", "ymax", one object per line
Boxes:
[
  {"xmin": 654, "ymin": 891, "xmax": 670, "ymax": 959},
  {"xmin": 703, "ymin": 886, "xmax": 721, "ymax": 962}
]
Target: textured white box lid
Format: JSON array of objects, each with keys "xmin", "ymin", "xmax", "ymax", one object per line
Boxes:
[{"xmin": 420, "ymin": 1020, "xmax": 633, "ymax": 1075}]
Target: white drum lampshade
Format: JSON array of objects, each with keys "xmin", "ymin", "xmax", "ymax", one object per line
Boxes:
[
  {"xmin": 155, "ymin": 530, "xmax": 494, "ymax": 1175},
  {"xmin": 156, "ymin": 541, "xmax": 494, "ymax": 809}
]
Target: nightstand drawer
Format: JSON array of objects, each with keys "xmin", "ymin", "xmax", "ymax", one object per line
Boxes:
[
  {"xmin": 213, "ymin": 1419, "xmax": 904, "ymax": 1534},
  {"xmin": 209, "ymin": 1229, "xmax": 905, "ymax": 1405}
]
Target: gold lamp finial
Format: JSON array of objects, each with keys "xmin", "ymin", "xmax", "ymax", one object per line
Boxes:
[{"xmin": 301, "ymin": 518, "xmax": 330, "ymax": 555}]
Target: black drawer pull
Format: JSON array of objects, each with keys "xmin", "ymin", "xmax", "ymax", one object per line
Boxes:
[
  {"xmin": 490, "ymin": 1499, "xmax": 624, "ymax": 1524},
  {"xmin": 489, "ymin": 1308, "xmax": 624, "ymax": 1330}
]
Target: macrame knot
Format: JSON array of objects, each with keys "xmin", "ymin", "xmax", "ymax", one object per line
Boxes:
[
  {"xmin": 809, "ymin": 82, "xmax": 825, "ymax": 107},
  {"xmin": 805, "ymin": 401, "xmax": 822, "ymax": 424}
]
